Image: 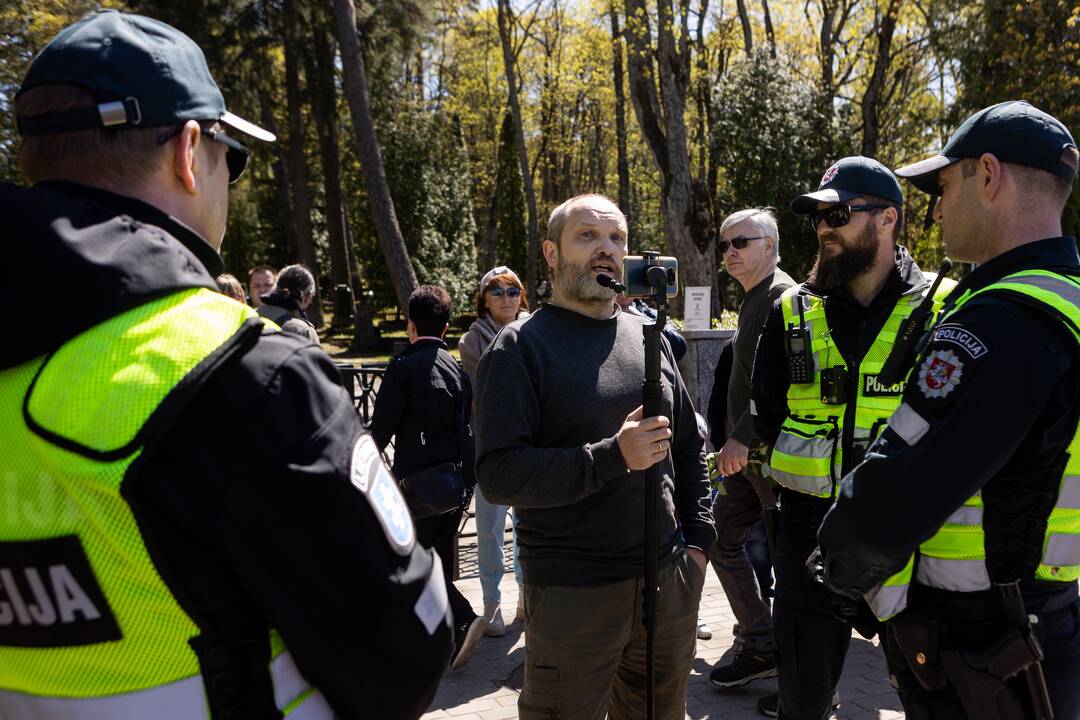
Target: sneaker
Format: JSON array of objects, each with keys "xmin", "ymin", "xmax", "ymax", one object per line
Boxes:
[
  {"xmin": 483, "ymin": 603, "xmax": 505, "ymax": 637},
  {"xmin": 718, "ymin": 635, "xmax": 745, "ymax": 665},
  {"xmin": 757, "ymin": 691, "xmax": 840, "ymax": 718},
  {"xmin": 708, "ymin": 642, "xmax": 777, "ymax": 688},
  {"xmin": 696, "ymin": 618, "xmax": 713, "ymax": 640},
  {"xmin": 450, "ymin": 616, "xmax": 484, "ymax": 670}
]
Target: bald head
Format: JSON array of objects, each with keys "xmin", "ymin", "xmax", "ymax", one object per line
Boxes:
[{"xmin": 546, "ymin": 194, "xmax": 626, "ymax": 247}]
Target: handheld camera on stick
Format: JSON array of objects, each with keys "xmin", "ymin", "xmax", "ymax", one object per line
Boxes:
[{"xmin": 598, "ymin": 250, "xmax": 679, "ymax": 720}]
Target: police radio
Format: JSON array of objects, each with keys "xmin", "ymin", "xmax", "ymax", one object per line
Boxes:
[{"xmin": 785, "ymin": 293, "xmax": 815, "ymax": 384}]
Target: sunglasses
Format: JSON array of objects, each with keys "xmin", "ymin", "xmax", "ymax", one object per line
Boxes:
[
  {"xmin": 157, "ymin": 122, "xmax": 251, "ymax": 183},
  {"xmin": 718, "ymin": 235, "xmax": 767, "ymax": 254},
  {"xmin": 807, "ymin": 204, "xmax": 888, "ymax": 230},
  {"xmin": 487, "ymin": 286, "xmax": 521, "ymax": 298}
]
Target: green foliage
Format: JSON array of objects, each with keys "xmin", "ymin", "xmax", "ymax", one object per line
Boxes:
[
  {"xmin": 935, "ymin": 0, "xmax": 1080, "ymax": 236},
  {"xmin": 711, "ymin": 51, "xmax": 839, "ymax": 284},
  {"xmin": 495, "ymin": 111, "xmax": 527, "ymax": 272},
  {"xmin": 355, "ymin": 106, "xmax": 477, "ymax": 315}
]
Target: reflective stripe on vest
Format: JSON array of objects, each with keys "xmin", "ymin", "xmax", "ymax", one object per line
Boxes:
[
  {"xmin": 772, "ymin": 278, "xmax": 954, "ymax": 498},
  {"xmin": 0, "ymin": 289, "xmax": 324, "ymax": 717},
  {"xmin": 864, "ymin": 555, "xmax": 913, "ymax": 620},
  {"xmin": 0, "ymin": 652, "xmax": 330, "ymax": 720},
  {"xmin": 915, "ymin": 270, "xmax": 1080, "ymax": 592}
]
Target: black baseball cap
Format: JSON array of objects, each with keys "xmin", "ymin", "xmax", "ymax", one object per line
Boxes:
[
  {"xmin": 895, "ymin": 101, "xmax": 1077, "ymax": 195},
  {"xmin": 791, "ymin": 156, "xmax": 903, "ymax": 215},
  {"xmin": 15, "ymin": 10, "xmax": 274, "ymax": 145}
]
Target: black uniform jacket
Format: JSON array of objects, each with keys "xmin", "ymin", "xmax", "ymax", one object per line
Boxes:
[
  {"xmin": 1, "ymin": 181, "xmax": 453, "ymax": 718},
  {"xmin": 369, "ymin": 338, "xmax": 475, "ymax": 485},
  {"xmin": 818, "ymin": 237, "xmax": 1080, "ymax": 614}
]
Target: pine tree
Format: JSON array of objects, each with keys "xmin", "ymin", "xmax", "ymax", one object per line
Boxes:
[{"xmin": 495, "ymin": 112, "xmax": 528, "ymax": 275}]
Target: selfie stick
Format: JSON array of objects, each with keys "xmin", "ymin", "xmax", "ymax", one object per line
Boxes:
[{"xmin": 598, "ymin": 253, "xmax": 669, "ymax": 720}]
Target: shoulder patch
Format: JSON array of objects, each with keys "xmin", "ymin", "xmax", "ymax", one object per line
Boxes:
[
  {"xmin": 350, "ymin": 434, "xmax": 415, "ymax": 554},
  {"xmin": 916, "ymin": 349, "xmax": 964, "ymax": 399},
  {"xmin": 930, "ymin": 324, "xmax": 988, "ymax": 359}
]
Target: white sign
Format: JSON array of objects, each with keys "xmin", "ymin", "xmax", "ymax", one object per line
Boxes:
[{"xmin": 684, "ymin": 286, "xmax": 711, "ymax": 330}]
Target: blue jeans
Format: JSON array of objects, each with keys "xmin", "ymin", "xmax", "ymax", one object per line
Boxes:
[{"xmin": 474, "ymin": 486, "xmax": 522, "ymax": 604}]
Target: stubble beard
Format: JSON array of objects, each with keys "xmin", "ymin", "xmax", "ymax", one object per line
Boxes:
[
  {"xmin": 553, "ymin": 256, "xmax": 617, "ymax": 305},
  {"xmin": 806, "ymin": 223, "xmax": 879, "ymax": 293}
]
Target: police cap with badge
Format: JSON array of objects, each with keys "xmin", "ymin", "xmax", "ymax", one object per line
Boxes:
[
  {"xmin": 791, "ymin": 155, "xmax": 904, "ymax": 223},
  {"xmin": 15, "ymin": 9, "xmax": 275, "ymax": 183}
]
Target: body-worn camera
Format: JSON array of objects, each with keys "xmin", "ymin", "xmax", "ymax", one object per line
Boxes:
[
  {"xmin": 820, "ymin": 366, "xmax": 849, "ymax": 405},
  {"xmin": 623, "ymin": 252, "xmax": 679, "ymax": 298}
]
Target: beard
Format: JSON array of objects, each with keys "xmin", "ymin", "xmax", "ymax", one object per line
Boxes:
[
  {"xmin": 552, "ymin": 254, "xmax": 618, "ymax": 303},
  {"xmin": 806, "ymin": 223, "xmax": 879, "ymax": 292}
]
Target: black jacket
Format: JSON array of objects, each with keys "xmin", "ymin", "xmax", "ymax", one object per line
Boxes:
[
  {"xmin": 369, "ymin": 338, "xmax": 475, "ymax": 485},
  {"xmin": 0, "ymin": 181, "xmax": 453, "ymax": 719},
  {"xmin": 819, "ymin": 237, "xmax": 1080, "ymax": 614}
]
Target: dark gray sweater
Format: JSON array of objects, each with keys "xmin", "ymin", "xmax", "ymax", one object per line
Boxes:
[{"xmin": 474, "ymin": 303, "xmax": 715, "ymax": 586}]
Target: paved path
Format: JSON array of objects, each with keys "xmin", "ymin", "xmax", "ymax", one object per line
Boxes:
[{"xmin": 421, "ymin": 517, "xmax": 905, "ymax": 720}]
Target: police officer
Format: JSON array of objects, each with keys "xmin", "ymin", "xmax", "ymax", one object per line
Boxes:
[
  {"xmin": 0, "ymin": 11, "xmax": 452, "ymax": 719},
  {"xmin": 816, "ymin": 101, "xmax": 1080, "ymax": 719},
  {"xmin": 751, "ymin": 156, "xmax": 953, "ymax": 719}
]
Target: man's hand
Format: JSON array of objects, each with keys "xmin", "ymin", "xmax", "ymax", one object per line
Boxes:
[
  {"xmin": 687, "ymin": 547, "xmax": 707, "ymax": 577},
  {"xmin": 806, "ymin": 546, "xmax": 879, "ymax": 639},
  {"xmin": 717, "ymin": 437, "xmax": 749, "ymax": 476},
  {"xmin": 616, "ymin": 406, "xmax": 672, "ymax": 471}
]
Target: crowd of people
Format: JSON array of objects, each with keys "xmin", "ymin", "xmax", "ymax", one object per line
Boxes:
[{"xmin": 2, "ymin": 9, "xmax": 1078, "ymax": 720}]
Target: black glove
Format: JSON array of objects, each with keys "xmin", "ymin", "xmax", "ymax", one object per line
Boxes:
[{"xmin": 805, "ymin": 546, "xmax": 880, "ymax": 640}]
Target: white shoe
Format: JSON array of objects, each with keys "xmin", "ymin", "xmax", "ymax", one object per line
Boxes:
[
  {"xmin": 697, "ymin": 618, "xmax": 713, "ymax": 640},
  {"xmin": 483, "ymin": 603, "xmax": 505, "ymax": 637},
  {"xmin": 450, "ymin": 617, "xmax": 485, "ymax": 670}
]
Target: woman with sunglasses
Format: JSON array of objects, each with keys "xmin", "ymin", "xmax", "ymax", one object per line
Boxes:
[{"xmin": 460, "ymin": 266, "xmax": 531, "ymax": 636}]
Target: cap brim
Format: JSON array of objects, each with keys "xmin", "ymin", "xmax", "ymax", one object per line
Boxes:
[
  {"xmin": 790, "ymin": 188, "xmax": 860, "ymax": 215},
  {"xmin": 894, "ymin": 155, "xmax": 958, "ymax": 195},
  {"xmin": 220, "ymin": 110, "xmax": 276, "ymax": 142}
]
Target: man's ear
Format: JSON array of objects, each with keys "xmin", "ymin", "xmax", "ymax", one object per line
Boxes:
[
  {"xmin": 978, "ymin": 152, "xmax": 1003, "ymax": 203},
  {"xmin": 542, "ymin": 239, "xmax": 558, "ymax": 271},
  {"xmin": 881, "ymin": 206, "xmax": 898, "ymax": 231},
  {"xmin": 439, "ymin": 322, "xmax": 449, "ymax": 339},
  {"xmin": 406, "ymin": 318, "xmax": 417, "ymax": 342},
  {"xmin": 173, "ymin": 120, "xmax": 202, "ymax": 195}
]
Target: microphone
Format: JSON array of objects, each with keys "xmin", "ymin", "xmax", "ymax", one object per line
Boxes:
[{"xmin": 596, "ymin": 272, "xmax": 626, "ymax": 294}]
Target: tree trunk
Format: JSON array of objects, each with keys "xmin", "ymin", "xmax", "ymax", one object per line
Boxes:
[
  {"xmin": 496, "ymin": 0, "xmax": 540, "ymax": 306},
  {"xmin": 624, "ymin": 0, "xmax": 716, "ymax": 314},
  {"xmin": 308, "ymin": 17, "xmax": 363, "ymax": 322},
  {"xmin": 332, "ymin": 0, "xmax": 418, "ymax": 315},
  {"xmin": 259, "ymin": 101, "xmax": 299, "ymax": 262},
  {"xmin": 282, "ymin": 0, "xmax": 323, "ymax": 327},
  {"xmin": 482, "ymin": 190, "xmax": 499, "ymax": 273},
  {"xmin": 609, "ymin": 3, "xmax": 632, "ymax": 235},
  {"xmin": 761, "ymin": 0, "xmax": 777, "ymax": 58},
  {"xmin": 819, "ymin": 1, "xmax": 837, "ymax": 95},
  {"xmin": 735, "ymin": 0, "xmax": 753, "ymax": 55},
  {"xmin": 860, "ymin": 0, "xmax": 900, "ymax": 158}
]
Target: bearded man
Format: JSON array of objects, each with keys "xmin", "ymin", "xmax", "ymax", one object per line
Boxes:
[
  {"xmin": 749, "ymin": 157, "xmax": 953, "ymax": 719},
  {"xmin": 475, "ymin": 194, "xmax": 715, "ymax": 720}
]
